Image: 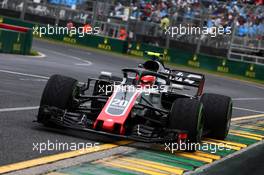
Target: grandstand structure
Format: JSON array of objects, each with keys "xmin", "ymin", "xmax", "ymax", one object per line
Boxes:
[
  {"xmin": 0, "ymin": 0, "xmax": 263, "ymax": 65},
  {"xmin": 228, "ymin": 5, "xmax": 264, "ymax": 65}
]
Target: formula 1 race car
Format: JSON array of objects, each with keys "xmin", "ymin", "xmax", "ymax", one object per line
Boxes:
[{"xmin": 37, "ymin": 52, "xmax": 233, "ymax": 151}]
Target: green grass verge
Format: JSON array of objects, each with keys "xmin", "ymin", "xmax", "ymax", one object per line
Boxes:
[
  {"xmin": 30, "ymin": 50, "xmax": 40, "ymax": 56},
  {"xmin": 34, "ymin": 37, "xmax": 264, "ymax": 85}
]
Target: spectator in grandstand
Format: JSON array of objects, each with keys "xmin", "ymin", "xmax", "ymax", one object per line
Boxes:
[
  {"xmin": 113, "ymin": 2, "xmax": 125, "ymax": 18},
  {"xmin": 255, "ymin": 0, "xmax": 264, "ymax": 5},
  {"xmin": 83, "ymin": 23, "xmax": 92, "ymax": 33},
  {"xmin": 118, "ymin": 27, "xmax": 127, "ymax": 40},
  {"xmin": 66, "ymin": 20, "xmax": 74, "ymax": 31},
  {"xmin": 151, "ymin": 7, "xmax": 162, "ymax": 23},
  {"xmin": 130, "ymin": 3, "xmax": 140, "ymax": 20},
  {"xmin": 122, "ymin": 0, "xmax": 263, "ymax": 38},
  {"xmin": 141, "ymin": 0, "xmax": 152, "ymax": 21},
  {"xmin": 160, "ymin": 15, "xmax": 170, "ymax": 29}
]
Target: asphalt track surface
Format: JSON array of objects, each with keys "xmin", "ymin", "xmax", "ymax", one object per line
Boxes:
[{"xmin": 0, "ymin": 39, "xmax": 264, "ymax": 174}]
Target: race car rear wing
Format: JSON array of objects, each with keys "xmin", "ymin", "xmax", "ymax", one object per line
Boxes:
[
  {"xmin": 122, "ymin": 68, "xmax": 205, "ymax": 96},
  {"xmin": 161, "ymin": 69, "xmax": 205, "ymax": 96}
]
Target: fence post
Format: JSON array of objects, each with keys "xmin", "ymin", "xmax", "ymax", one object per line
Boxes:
[
  {"xmin": 165, "ymin": 7, "xmax": 177, "ymax": 49},
  {"xmin": 20, "ymin": 0, "xmax": 27, "ymax": 20},
  {"xmin": 54, "ymin": 5, "xmax": 61, "ymax": 26},
  {"xmin": 227, "ymin": 16, "xmax": 238, "ymax": 60},
  {"xmin": 91, "ymin": 0, "xmax": 98, "ymax": 27},
  {"xmin": 195, "ymin": 1, "xmax": 206, "ymax": 55},
  {"xmin": 165, "ymin": 16, "xmax": 171, "ymax": 49}
]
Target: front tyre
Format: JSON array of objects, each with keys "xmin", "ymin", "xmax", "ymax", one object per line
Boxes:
[
  {"xmin": 37, "ymin": 74, "xmax": 78, "ymax": 125},
  {"xmin": 169, "ymin": 98, "xmax": 204, "ymax": 151}
]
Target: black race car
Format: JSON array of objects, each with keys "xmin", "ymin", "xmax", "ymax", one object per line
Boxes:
[{"xmin": 37, "ymin": 52, "xmax": 233, "ymax": 151}]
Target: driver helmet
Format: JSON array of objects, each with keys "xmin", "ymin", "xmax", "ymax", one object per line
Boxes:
[{"xmin": 137, "ymin": 75, "xmax": 156, "ymax": 86}]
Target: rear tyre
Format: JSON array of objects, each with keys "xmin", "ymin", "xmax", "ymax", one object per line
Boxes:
[
  {"xmin": 37, "ymin": 74, "xmax": 78, "ymax": 125},
  {"xmin": 169, "ymin": 98, "xmax": 204, "ymax": 152},
  {"xmin": 201, "ymin": 93, "xmax": 233, "ymax": 140}
]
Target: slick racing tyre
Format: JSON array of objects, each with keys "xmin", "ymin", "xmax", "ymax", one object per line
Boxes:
[
  {"xmin": 37, "ymin": 74, "xmax": 78, "ymax": 125},
  {"xmin": 201, "ymin": 93, "xmax": 233, "ymax": 140},
  {"xmin": 169, "ymin": 98, "xmax": 204, "ymax": 152}
]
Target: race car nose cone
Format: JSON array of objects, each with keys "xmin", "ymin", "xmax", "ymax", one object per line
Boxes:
[{"xmin": 102, "ymin": 119, "xmax": 115, "ymax": 132}]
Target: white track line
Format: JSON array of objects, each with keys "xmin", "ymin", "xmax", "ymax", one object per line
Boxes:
[
  {"xmin": 0, "ymin": 69, "xmax": 85, "ymax": 85},
  {"xmin": 19, "ymin": 78, "xmax": 48, "ymax": 82},
  {"xmin": 0, "ymin": 69, "xmax": 49, "ymax": 79},
  {"xmin": 0, "ymin": 106, "xmax": 39, "ymax": 112},
  {"xmin": 48, "ymin": 50, "xmax": 92, "ymax": 66},
  {"xmin": 233, "ymin": 107, "xmax": 264, "ymax": 114},
  {"xmin": 233, "ymin": 98, "xmax": 264, "ymax": 101},
  {"xmin": 75, "ymin": 63, "xmax": 92, "ymax": 66},
  {"xmin": 232, "ymin": 114, "xmax": 264, "ymax": 121},
  {"xmin": 241, "ymin": 83, "xmax": 264, "ymax": 91},
  {"xmin": 68, "ymin": 49, "xmax": 91, "ymax": 55},
  {"xmin": 26, "ymin": 51, "xmax": 46, "ymax": 58}
]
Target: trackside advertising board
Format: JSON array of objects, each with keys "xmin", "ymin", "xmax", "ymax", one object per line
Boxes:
[{"xmin": 0, "ymin": 18, "xmax": 32, "ymax": 55}]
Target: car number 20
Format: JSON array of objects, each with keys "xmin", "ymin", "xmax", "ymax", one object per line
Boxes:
[{"xmin": 112, "ymin": 99, "xmax": 129, "ymax": 107}]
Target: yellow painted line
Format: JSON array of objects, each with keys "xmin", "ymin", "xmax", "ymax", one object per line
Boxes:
[
  {"xmin": 95, "ymin": 156, "xmax": 172, "ymax": 174},
  {"xmin": 230, "ymin": 130, "xmax": 264, "ymax": 139},
  {"xmin": 119, "ymin": 157, "xmax": 184, "ymax": 175},
  {"xmin": 193, "ymin": 151, "xmax": 221, "ymax": 160},
  {"xmin": 229, "ymin": 133, "xmax": 262, "ymax": 141},
  {"xmin": 92, "ymin": 155, "xmax": 120, "ymax": 164},
  {"xmin": 231, "ymin": 114, "xmax": 264, "ymax": 121},
  {"xmin": 205, "ymin": 138, "xmax": 247, "ymax": 148},
  {"xmin": 102, "ymin": 161, "xmax": 168, "ymax": 175},
  {"xmin": 0, "ymin": 140, "xmax": 132, "ymax": 174},
  {"xmin": 202, "ymin": 141, "xmax": 241, "ymax": 151},
  {"xmin": 234, "ymin": 125, "xmax": 264, "ymax": 131},
  {"xmin": 256, "ymin": 121, "xmax": 264, "ymax": 125},
  {"xmin": 175, "ymin": 152, "xmax": 213, "ymax": 163}
]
